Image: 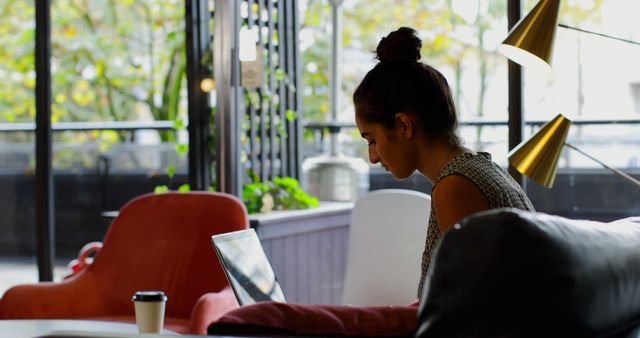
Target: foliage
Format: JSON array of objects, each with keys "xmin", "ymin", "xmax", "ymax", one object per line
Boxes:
[
  {"xmin": 243, "ymin": 176, "xmax": 319, "ymax": 214},
  {"xmin": 51, "ymin": 0, "xmax": 186, "ymax": 129},
  {"xmin": 299, "ymin": 0, "xmax": 605, "ymax": 124},
  {"xmin": 153, "ymin": 183, "xmax": 190, "ymax": 194},
  {"xmin": 1, "ymin": 0, "xmax": 186, "ymax": 141},
  {"xmin": 154, "ymin": 185, "xmax": 169, "ymax": 194},
  {"xmin": 0, "ymin": 0, "xmax": 188, "ymax": 178},
  {"xmin": 299, "ymin": 0, "xmax": 331, "ymax": 122},
  {"xmin": 0, "ymin": 1, "xmax": 36, "ymax": 124},
  {"xmin": 154, "ymin": 115, "xmax": 188, "ymax": 193}
]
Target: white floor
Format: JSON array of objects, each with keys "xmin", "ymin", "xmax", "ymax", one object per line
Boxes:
[{"xmin": 0, "ymin": 258, "xmax": 67, "ymax": 298}]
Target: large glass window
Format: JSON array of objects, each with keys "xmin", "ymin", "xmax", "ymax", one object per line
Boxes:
[
  {"xmin": 0, "ymin": 0, "xmax": 40, "ymax": 294},
  {"xmin": 300, "ymin": 0, "xmax": 509, "ymax": 191},
  {"xmin": 0, "ymin": 0, "xmax": 189, "ymax": 288},
  {"xmin": 0, "ymin": 0, "xmax": 262, "ymax": 289},
  {"xmin": 300, "ymin": 1, "xmax": 640, "ymax": 221},
  {"xmin": 523, "ymin": 0, "xmax": 640, "ymax": 220},
  {"xmin": 49, "ymin": 0, "xmax": 187, "ymax": 280}
]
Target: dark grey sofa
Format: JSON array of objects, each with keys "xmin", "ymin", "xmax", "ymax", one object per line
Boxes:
[{"xmin": 417, "ymin": 208, "xmax": 640, "ymax": 338}]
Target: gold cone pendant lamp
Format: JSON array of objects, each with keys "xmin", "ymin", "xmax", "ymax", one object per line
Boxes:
[
  {"xmin": 498, "ymin": 0, "xmax": 561, "ymax": 72},
  {"xmin": 502, "ymin": 1, "xmax": 640, "ymax": 190},
  {"xmin": 508, "ymin": 114, "xmax": 572, "ymax": 188}
]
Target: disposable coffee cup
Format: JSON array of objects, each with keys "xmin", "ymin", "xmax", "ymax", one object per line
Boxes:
[{"xmin": 132, "ymin": 291, "xmax": 168, "ymax": 334}]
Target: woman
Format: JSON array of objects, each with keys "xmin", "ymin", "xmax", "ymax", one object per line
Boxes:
[{"xmin": 353, "ymin": 27, "xmax": 535, "ymax": 298}]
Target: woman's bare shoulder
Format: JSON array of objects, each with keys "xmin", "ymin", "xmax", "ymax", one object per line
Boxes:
[{"xmin": 432, "ymin": 175, "xmax": 490, "ymax": 233}]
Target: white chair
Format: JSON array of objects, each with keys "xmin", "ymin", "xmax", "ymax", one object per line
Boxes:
[{"xmin": 342, "ymin": 189, "xmax": 431, "ymax": 306}]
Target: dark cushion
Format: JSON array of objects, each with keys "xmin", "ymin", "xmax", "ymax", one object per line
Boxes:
[
  {"xmin": 416, "ymin": 209, "xmax": 640, "ymax": 338},
  {"xmin": 208, "ymin": 301, "xmax": 418, "ymax": 337}
]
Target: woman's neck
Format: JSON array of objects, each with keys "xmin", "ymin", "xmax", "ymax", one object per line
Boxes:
[{"xmin": 416, "ymin": 139, "xmax": 470, "ymax": 183}]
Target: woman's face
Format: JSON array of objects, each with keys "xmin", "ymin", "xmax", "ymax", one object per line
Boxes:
[{"xmin": 356, "ymin": 115, "xmax": 417, "ymax": 179}]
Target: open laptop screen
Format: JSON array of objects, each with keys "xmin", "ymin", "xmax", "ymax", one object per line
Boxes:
[{"xmin": 211, "ymin": 229, "xmax": 286, "ymax": 305}]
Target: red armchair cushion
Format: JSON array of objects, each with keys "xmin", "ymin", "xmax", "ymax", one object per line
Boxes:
[{"xmin": 207, "ymin": 301, "xmax": 418, "ymax": 337}]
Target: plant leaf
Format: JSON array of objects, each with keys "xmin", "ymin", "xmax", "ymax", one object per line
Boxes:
[
  {"xmin": 173, "ymin": 117, "xmax": 185, "ymax": 129},
  {"xmin": 175, "ymin": 143, "xmax": 189, "ymax": 155},
  {"xmin": 154, "ymin": 185, "xmax": 169, "ymax": 194},
  {"xmin": 167, "ymin": 164, "xmax": 176, "ymax": 178},
  {"xmin": 285, "ymin": 109, "xmax": 296, "ymax": 122}
]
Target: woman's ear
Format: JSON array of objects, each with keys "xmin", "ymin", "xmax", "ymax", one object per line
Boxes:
[{"xmin": 394, "ymin": 112, "xmax": 415, "ymax": 139}]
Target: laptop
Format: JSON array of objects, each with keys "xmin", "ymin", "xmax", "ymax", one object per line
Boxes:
[{"xmin": 211, "ymin": 229, "xmax": 287, "ymax": 305}]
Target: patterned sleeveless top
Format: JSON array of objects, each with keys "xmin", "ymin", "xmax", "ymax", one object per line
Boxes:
[{"xmin": 417, "ymin": 152, "xmax": 535, "ymax": 298}]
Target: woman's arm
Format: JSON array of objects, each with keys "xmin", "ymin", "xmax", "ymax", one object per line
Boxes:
[{"xmin": 432, "ymin": 175, "xmax": 490, "ymax": 233}]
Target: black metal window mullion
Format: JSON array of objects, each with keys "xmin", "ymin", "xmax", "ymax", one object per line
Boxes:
[
  {"xmin": 284, "ymin": 0, "xmax": 298, "ymax": 178},
  {"xmin": 244, "ymin": 0, "xmax": 258, "ymax": 182},
  {"xmin": 214, "ymin": 0, "xmax": 243, "ymax": 196},
  {"xmin": 507, "ymin": 0, "xmax": 525, "ymax": 187},
  {"xmin": 35, "ymin": 0, "xmax": 55, "ymax": 282},
  {"xmin": 291, "ymin": 0, "xmax": 303, "ymax": 179},
  {"xmin": 276, "ymin": 0, "xmax": 288, "ymax": 178},
  {"xmin": 267, "ymin": 0, "xmax": 277, "ymax": 179},
  {"xmin": 257, "ymin": 0, "xmax": 268, "ymax": 183},
  {"xmin": 185, "ymin": 0, "xmax": 213, "ymax": 191}
]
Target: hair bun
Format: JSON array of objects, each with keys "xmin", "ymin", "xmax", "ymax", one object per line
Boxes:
[{"xmin": 376, "ymin": 27, "xmax": 422, "ymax": 63}]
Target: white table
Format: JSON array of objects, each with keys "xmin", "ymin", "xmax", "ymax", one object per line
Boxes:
[{"xmin": 0, "ymin": 319, "xmax": 178, "ymax": 338}]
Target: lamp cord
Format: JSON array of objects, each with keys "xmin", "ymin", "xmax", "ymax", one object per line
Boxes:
[
  {"xmin": 559, "ymin": 23, "xmax": 640, "ymax": 46},
  {"xmin": 564, "ymin": 142, "xmax": 640, "ymax": 189}
]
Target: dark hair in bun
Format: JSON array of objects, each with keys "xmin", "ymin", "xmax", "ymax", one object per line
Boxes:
[
  {"xmin": 376, "ymin": 27, "xmax": 422, "ymax": 63},
  {"xmin": 354, "ymin": 27, "xmax": 460, "ymax": 147}
]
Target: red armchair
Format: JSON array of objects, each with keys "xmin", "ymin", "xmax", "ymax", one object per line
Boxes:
[{"xmin": 0, "ymin": 191, "xmax": 248, "ymax": 335}]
